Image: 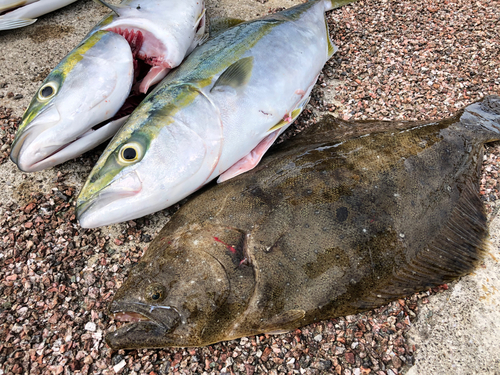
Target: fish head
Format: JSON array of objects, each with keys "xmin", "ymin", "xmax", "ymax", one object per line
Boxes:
[
  {"xmin": 76, "ymin": 94, "xmax": 222, "ymax": 228},
  {"xmin": 105, "ymin": 225, "xmax": 235, "ymax": 349},
  {"xmin": 102, "ymin": 4, "xmax": 206, "ymax": 92},
  {"xmin": 10, "ymin": 30, "xmax": 134, "ymax": 172}
]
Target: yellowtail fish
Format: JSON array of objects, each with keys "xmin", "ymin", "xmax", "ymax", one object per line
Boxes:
[
  {"xmin": 10, "ymin": 0, "xmax": 206, "ymax": 172},
  {"xmin": 105, "ymin": 96, "xmax": 499, "ymax": 349},
  {"xmin": 76, "ymin": 0, "xmax": 356, "ymax": 228},
  {"xmin": 0, "ymin": 0, "xmax": 78, "ymax": 30}
]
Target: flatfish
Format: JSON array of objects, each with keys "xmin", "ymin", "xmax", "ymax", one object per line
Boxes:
[{"xmin": 106, "ymin": 95, "xmax": 500, "ymax": 349}]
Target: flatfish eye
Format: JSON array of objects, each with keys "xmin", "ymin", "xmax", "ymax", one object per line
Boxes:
[
  {"xmin": 37, "ymin": 82, "xmax": 58, "ymax": 101},
  {"xmin": 118, "ymin": 142, "xmax": 143, "ymax": 164},
  {"xmin": 145, "ymin": 284, "xmax": 166, "ymax": 302}
]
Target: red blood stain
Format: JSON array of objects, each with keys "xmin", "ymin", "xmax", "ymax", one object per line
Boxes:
[{"xmin": 213, "ymin": 237, "xmax": 236, "ymax": 254}]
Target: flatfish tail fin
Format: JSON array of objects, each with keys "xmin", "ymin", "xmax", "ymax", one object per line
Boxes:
[{"xmin": 354, "ymin": 178, "xmax": 489, "ymax": 310}]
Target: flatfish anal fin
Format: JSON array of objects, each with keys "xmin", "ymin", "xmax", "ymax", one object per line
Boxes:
[
  {"xmin": 262, "ymin": 309, "xmax": 306, "ymax": 335},
  {"xmin": 354, "ymin": 178, "xmax": 489, "ymax": 310},
  {"xmin": 217, "ymin": 129, "xmax": 281, "ymax": 183}
]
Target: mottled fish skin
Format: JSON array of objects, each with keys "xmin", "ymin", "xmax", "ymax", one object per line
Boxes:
[
  {"xmin": 105, "ymin": 96, "xmax": 500, "ymax": 349},
  {"xmin": 76, "ymin": 0, "xmax": 354, "ymax": 228},
  {"xmin": 9, "ymin": 0, "xmax": 206, "ymax": 172}
]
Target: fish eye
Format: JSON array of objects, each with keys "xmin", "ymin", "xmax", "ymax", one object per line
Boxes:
[
  {"xmin": 145, "ymin": 284, "xmax": 166, "ymax": 302},
  {"xmin": 37, "ymin": 82, "xmax": 58, "ymax": 101},
  {"xmin": 118, "ymin": 142, "xmax": 142, "ymax": 164}
]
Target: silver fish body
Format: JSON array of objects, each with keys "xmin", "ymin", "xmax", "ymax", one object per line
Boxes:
[
  {"xmin": 9, "ymin": 0, "xmax": 206, "ymax": 172},
  {"xmin": 76, "ymin": 0, "xmax": 353, "ymax": 228},
  {"xmin": 0, "ymin": 0, "xmax": 78, "ymax": 30},
  {"xmin": 10, "ymin": 31, "xmax": 134, "ymax": 172}
]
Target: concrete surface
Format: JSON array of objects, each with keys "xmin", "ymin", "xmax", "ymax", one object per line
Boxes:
[{"xmin": 1, "ymin": 0, "xmax": 499, "ymax": 374}]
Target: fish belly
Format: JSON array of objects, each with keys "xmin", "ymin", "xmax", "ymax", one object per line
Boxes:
[{"xmin": 207, "ymin": 3, "xmax": 331, "ymax": 179}]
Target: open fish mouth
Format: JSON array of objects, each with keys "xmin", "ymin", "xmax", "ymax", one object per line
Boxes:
[
  {"xmin": 105, "ymin": 301, "xmax": 183, "ymax": 349},
  {"xmin": 106, "ymin": 26, "xmax": 172, "ymax": 93},
  {"xmin": 105, "ymin": 319, "xmax": 169, "ymax": 350},
  {"xmin": 112, "ymin": 311, "xmax": 151, "ymax": 323}
]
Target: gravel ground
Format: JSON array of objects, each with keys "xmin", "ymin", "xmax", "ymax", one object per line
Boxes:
[{"xmin": 0, "ymin": 0, "xmax": 499, "ymax": 374}]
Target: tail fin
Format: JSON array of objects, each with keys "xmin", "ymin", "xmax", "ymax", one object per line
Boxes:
[
  {"xmin": 461, "ymin": 95, "xmax": 500, "ymax": 141},
  {"xmin": 323, "ymin": 0, "xmax": 358, "ymax": 12}
]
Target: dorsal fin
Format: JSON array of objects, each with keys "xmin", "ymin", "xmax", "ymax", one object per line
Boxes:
[
  {"xmin": 210, "ymin": 57, "xmax": 254, "ymax": 92},
  {"xmin": 352, "ymin": 178, "xmax": 489, "ymax": 310},
  {"xmin": 209, "ymin": 17, "xmax": 246, "ymax": 38}
]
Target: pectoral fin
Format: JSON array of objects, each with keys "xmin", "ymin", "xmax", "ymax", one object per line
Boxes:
[
  {"xmin": 209, "ymin": 17, "xmax": 245, "ymax": 38},
  {"xmin": 192, "ymin": 9, "xmax": 208, "ymax": 47},
  {"xmin": 262, "ymin": 310, "xmax": 306, "ymax": 334},
  {"xmin": 217, "ymin": 129, "xmax": 281, "ymax": 183},
  {"xmin": 0, "ymin": 17, "xmax": 36, "ymax": 30},
  {"xmin": 210, "ymin": 57, "xmax": 254, "ymax": 92}
]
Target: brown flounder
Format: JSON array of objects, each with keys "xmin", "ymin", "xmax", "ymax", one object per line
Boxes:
[{"xmin": 106, "ymin": 95, "xmax": 500, "ymax": 349}]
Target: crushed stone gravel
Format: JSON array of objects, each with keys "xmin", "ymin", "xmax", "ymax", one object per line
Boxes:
[{"xmin": 0, "ymin": 0, "xmax": 499, "ymax": 374}]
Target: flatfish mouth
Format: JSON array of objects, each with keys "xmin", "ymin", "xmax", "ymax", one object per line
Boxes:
[{"xmin": 112, "ymin": 312, "xmax": 150, "ymax": 322}]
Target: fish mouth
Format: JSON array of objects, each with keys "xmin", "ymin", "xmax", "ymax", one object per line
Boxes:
[
  {"xmin": 11, "ymin": 116, "xmax": 128, "ymax": 172},
  {"xmin": 106, "ymin": 25, "xmax": 172, "ymax": 93},
  {"xmin": 112, "ymin": 311, "xmax": 151, "ymax": 323},
  {"xmin": 105, "ymin": 320, "xmax": 168, "ymax": 350},
  {"xmin": 76, "ymin": 170, "xmax": 143, "ymax": 228},
  {"xmin": 105, "ymin": 302, "xmax": 182, "ymax": 350}
]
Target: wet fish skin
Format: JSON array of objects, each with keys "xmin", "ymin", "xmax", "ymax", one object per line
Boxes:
[
  {"xmin": 105, "ymin": 96, "xmax": 500, "ymax": 349},
  {"xmin": 9, "ymin": 0, "xmax": 206, "ymax": 172},
  {"xmin": 10, "ymin": 30, "xmax": 134, "ymax": 172},
  {"xmin": 76, "ymin": 0, "xmax": 354, "ymax": 228},
  {"xmin": 0, "ymin": 0, "xmax": 78, "ymax": 30}
]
